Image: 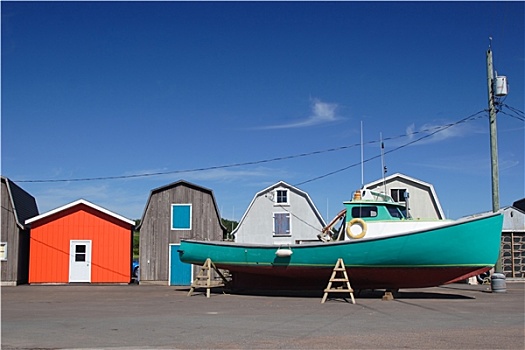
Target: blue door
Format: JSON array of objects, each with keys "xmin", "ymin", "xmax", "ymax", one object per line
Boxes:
[{"xmin": 169, "ymin": 244, "xmax": 192, "ymax": 285}]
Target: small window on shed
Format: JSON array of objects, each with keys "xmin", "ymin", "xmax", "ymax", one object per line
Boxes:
[
  {"xmin": 273, "ymin": 213, "xmax": 290, "ymax": 235},
  {"xmin": 0, "ymin": 242, "xmax": 6, "ymax": 261},
  {"xmin": 275, "ymin": 189, "xmax": 288, "ymax": 205},
  {"xmin": 171, "ymin": 204, "xmax": 192, "ymax": 230},
  {"xmin": 351, "ymin": 206, "xmax": 378, "ymax": 218},
  {"xmin": 390, "ymin": 189, "xmax": 407, "ymax": 203}
]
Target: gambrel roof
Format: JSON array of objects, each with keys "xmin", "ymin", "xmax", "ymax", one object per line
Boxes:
[
  {"xmin": 513, "ymin": 198, "xmax": 525, "ymax": 212},
  {"xmin": 232, "ymin": 180, "xmax": 326, "ymax": 236},
  {"xmin": 136, "ymin": 180, "xmax": 226, "ymax": 232},
  {"xmin": 364, "ymin": 173, "xmax": 438, "ymax": 194},
  {"xmin": 1, "ymin": 176, "xmax": 39, "ymax": 229},
  {"xmin": 364, "ymin": 172, "xmax": 445, "ymax": 219},
  {"xmin": 501, "ymin": 205, "xmax": 525, "ymax": 232}
]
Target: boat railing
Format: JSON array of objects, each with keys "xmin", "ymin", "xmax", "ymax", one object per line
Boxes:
[{"xmin": 364, "ymin": 190, "xmax": 396, "ymax": 203}]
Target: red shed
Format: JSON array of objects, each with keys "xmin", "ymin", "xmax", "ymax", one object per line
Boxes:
[{"xmin": 25, "ymin": 199, "xmax": 135, "ymax": 284}]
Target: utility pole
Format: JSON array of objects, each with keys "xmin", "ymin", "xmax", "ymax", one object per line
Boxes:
[
  {"xmin": 486, "ymin": 40, "xmax": 502, "ymax": 274},
  {"xmin": 486, "ymin": 45, "xmax": 500, "ymax": 214}
]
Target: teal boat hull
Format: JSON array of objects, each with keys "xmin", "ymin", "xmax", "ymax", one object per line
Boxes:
[{"xmin": 179, "ymin": 212, "xmax": 503, "ymax": 289}]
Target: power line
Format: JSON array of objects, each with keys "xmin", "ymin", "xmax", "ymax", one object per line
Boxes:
[
  {"xmin": 500, "ymin": 104, "xmax": 525, "ymax": 122},
  {"xmin": 501, "ymin": 103, "xmax": 524, "ymax": 116},
  {"xmin": 263, "ymin": 195, "xmax": 323, "ymax": 233},
  {"xmin": 15, "ymin": 110, "xmax": 487, "ymax": 184},
  {"xmin": 499, "ymin": 110, "xmax": 525, "ymax": 122},
  {"xmin": 264, "ymin": 111, "xmax": 487, "ymax": 231},
  {"xmin": 15, "ymin": 144, "xmax": 363, "ymax": 183},
  {"xmin": 295, "ymin": 110, "xmax": 486, "ymax": 186}
]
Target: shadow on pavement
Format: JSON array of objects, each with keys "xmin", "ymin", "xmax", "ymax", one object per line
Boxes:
[{"xmin": 174, "ymin": 284, "xmax": 477, "ymax": 300}]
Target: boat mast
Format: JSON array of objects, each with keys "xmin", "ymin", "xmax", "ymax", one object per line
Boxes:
[
  {"xmin": 360, "ymin": 121, "xmax": 364, "ymax": 188},
  {"xmin": 380, "ymin": 132, "xmax": 387, "ymax": 194}
]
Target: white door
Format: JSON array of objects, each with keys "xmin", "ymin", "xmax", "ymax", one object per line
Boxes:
[{"xmin": 69, "ymin": 240, "xmax": 92, "ymax": 282}]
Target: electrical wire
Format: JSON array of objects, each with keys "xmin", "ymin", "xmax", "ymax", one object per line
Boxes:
[
  {"xmin": 502, "ymin": 104, "xmax": 524, "ymax": 116},
  {"xmin": 263, "ymin": 195, "xmax": 324, "ymax": 233},
  {"xmin": 260, "ymin": 108, "xmax": 493, "ymax": 234},
  {"xmin": 14, "ymin": 109, "xmax": 490, "ymax": 184},
  {"xmin": 499, "ymin": 110, "xmax": 525, "ymax": 122},
  {"xmin": 15, "ymin": 145, "xmax": 364, "ymax": 183},
  {"xmin": 500, "ymin": 104, "xmax": 525, "ymax": 121},
  {"xmin": 295, "ymin": 110, "xmax": 486, "ymax": 186}
]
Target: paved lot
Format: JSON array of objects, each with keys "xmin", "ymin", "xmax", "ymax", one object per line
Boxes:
[{"xmin": 1, "ymin": 282, "xmax": 524, "ymax": 349}]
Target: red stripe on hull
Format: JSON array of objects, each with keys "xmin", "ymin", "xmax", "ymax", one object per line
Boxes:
[{"xmin": 226, "ymin": 266, "xmax": 491, "ymax": 290}]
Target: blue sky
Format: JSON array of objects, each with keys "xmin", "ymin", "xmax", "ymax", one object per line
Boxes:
[{"xmin": 2, "ymin": 1, "xmax": 524, "ymax": 222}]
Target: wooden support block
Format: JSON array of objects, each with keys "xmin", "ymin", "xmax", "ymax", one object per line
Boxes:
[{"xmin": 382, "ymin": 291, "xmax": 394, "ymax": 301}]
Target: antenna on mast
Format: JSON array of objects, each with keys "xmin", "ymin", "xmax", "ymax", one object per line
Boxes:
[
  {"xmin": 380, "ymin": 132, "xmax": 387, "ymax": 194},
  {"xmin": 360, "ymin": 121, "xmax": 364, "ymax": 188}
]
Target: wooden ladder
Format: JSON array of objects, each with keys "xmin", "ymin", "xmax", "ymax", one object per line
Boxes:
[
  {"xmin": 187, "ymin": 258, "xmax": 229, "ymax": 298},
  {"xmin": 321, "ymin": 258, "xmax": 355, "ymax": 304}
]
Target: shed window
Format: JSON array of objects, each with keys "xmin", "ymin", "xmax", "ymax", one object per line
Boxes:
[
  {"xmin": 0, "ymin": 242, "xmax": 6, "ymax": 261},
  {"xmin": 273, "ymin": 213, "xmax": 290, "ymax": 235},
  {"xmin": 391, "ymin": 189, "xmax": 407, "ymax": 203},
  {"xmin": 171, "ymin": 204, "xmax": 192, "ymax": 230},
  {"xmin": 275, "ymin": 190, "xmax": 288, "ymax": 204}
]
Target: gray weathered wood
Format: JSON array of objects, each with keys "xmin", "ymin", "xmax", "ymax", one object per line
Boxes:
[{"xmin": 138, "ymin": 181, "xmax": 226, "ymax": 284}]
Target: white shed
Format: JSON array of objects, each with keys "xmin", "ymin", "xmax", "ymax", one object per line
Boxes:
[
  {"xmin": 364, "ymin": 173, "xmax": 445, "ymax": 220},
  {"xmin": 233, "ymin": 181, "xmax": 326, "ymax": 245},
  {"xmin": 500, "ymin": 205, "xmax": 525, "ymax": 278}
]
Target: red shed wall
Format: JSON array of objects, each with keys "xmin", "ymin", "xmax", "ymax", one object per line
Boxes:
[{"xmin": 29, "ymin": 204, "xmax": 132, "ymax": 283}]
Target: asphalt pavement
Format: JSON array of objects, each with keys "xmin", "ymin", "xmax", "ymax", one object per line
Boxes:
[{"xmin": 1, "ymin": 282, "xmax": 524, "ymax": 349}]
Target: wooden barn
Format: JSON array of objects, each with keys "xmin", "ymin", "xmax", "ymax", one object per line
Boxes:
[
  {"xmin": 1, "ymin": 177, "xmax": 39, "ymax": 286},
  {"xmin": 137, "ymin": 180, "xmax": 226, "ymax": 286},
  {"xmin": 25, "ymin": 199, "xmax": 135, "ymax": 284}
]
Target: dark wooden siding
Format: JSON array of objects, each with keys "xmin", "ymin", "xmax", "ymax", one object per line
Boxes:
[
  {"xmin": 139, "ymin": 182, "xmax": 224, "ymax": 284},
  {"xmin": 1, "ymin": 180, "xmax": 30, "ymax": 285}
]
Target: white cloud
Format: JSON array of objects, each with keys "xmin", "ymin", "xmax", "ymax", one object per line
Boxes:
[
  {"xmin": 121, "ymin": 166, "xmax": 286, "ymax": 184},
  {"xmin": 406, "ymin": 123, "xmax": 416, "ymax": 140},
  {"xmin": 402, "ymin": 120, "xmax": 484, "ymax": 146},
  {"xmin": 256, "ymin": 98, "xmax": 343, "ymax": 130}
]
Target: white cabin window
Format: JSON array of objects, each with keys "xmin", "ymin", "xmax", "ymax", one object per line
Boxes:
[
  {"xmin": 275, "ymin": 189, "xmax": 288, "ymax": 205},
  {"xmin": 0, "ymin": 242, "xmax": 7, "ymax": 261},
  {"xmin": 390, "ymin": 189, "xmax": 407, "ymax": 203},
  {"xmin": 273, "ymin": 213, "xmax": 290, "ymax": 236}
]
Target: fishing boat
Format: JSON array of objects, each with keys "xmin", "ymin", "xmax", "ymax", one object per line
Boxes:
[{"xmin": 178, "ymin": 189, "xmax": 503, "ymax": 290}]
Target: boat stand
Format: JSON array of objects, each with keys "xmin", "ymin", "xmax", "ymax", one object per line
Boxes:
[
  {"xmin": 382, "ymin": 290, "xmax": 395, "ymax": 301},
  {"xmin": 187, "ymin": 258, "xmax": 229, "ymax": 298},
  {"xmin": 321, "ymin": 258, "xmax": 355, "ymax": 304}
]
